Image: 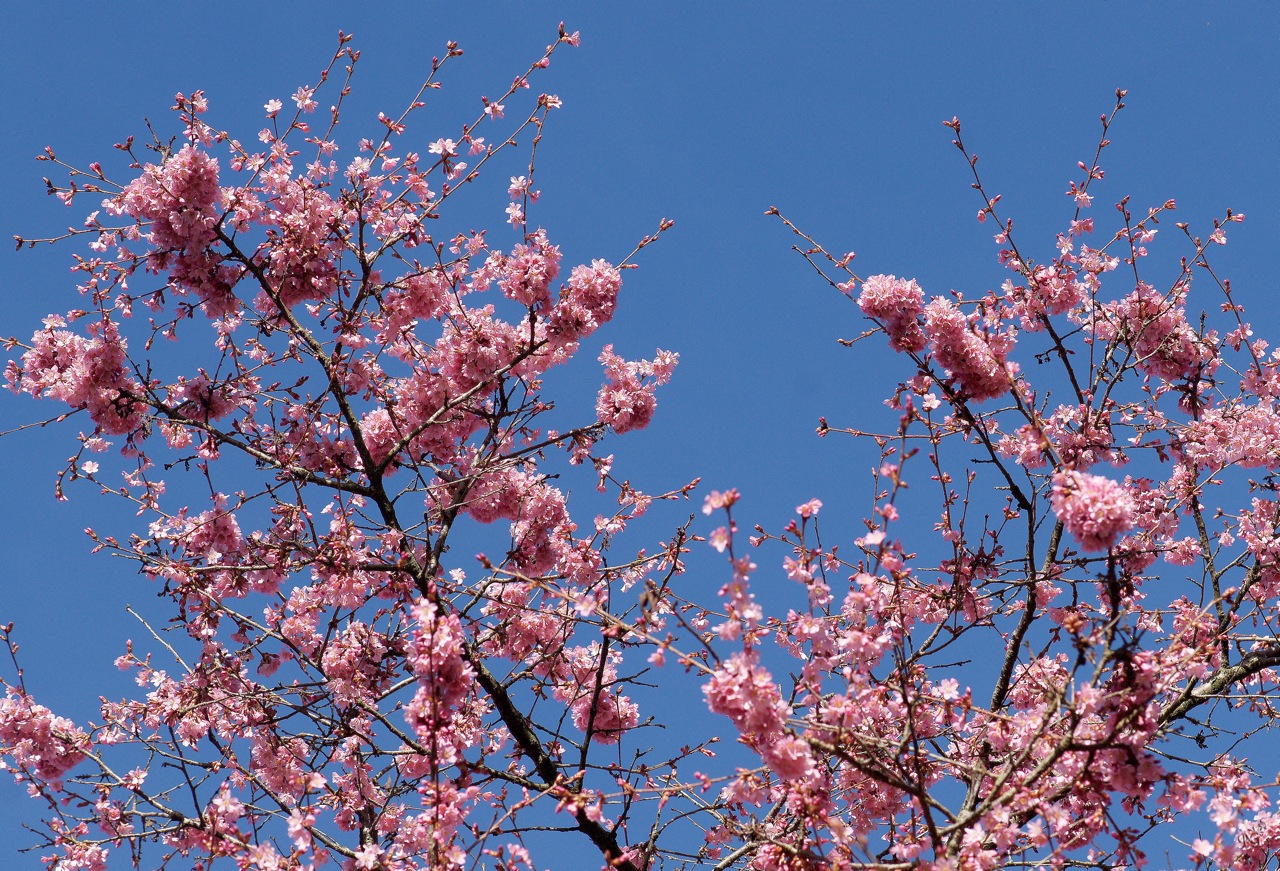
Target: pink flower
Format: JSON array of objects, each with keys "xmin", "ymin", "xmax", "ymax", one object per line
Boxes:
[
  {"xmin": 110, "ymin": 144, "xmax": 237, "ymax": 316},
  {"xmin": 922, "ymin": 298, "xmax": 1016, "ymax": 402},
  {"xmin": 1051, "ymin": 470, "xmax": 1136, "ymax": 552},
  {"xmin": 17, "ymin": 320, "xmax": 146, "ymax": 435},
  {"xmin": 1006, "ymin": 265, "xmax": 1084, "ymax": 330},
  {"xmin": 594, "ymin": 345, "xmax": 674, "ymax": 434},
  {"xmin": 596, "ymin": 379, "xmax": 654, "ymax": 433},
  {"xmin": 353, "ymin": 843, "xmax": 384, "ymax": 869},
  {"xmin": 760, "ymin": 733, "xmax": 815, "ymax": 782},
  {"xmin": 795, "ymin": 498, "xmax": 822, "ymax": 519},
  {"xmin": 570, "ymin": 691, "xmax": 639, "ymax": 745},
  {"xmin": 703, "ymin": 650, "xmax": 787, "ymax": 740},
  {"xmin": 1093, "ymin": 283, "xmax": 1216, "ymax": 383},
  {"xmin": 0, "ymin": 691, "xmax": 89, "ymax": 782},
  {"xmin": 494, "ymin": 231, "xmax": 562, "ymax": 309},
  {"xmin": 702, "ymin": 488, "xmax": 740, "ymax": 515},
  {"xmin": 429, "ymin": 138, "xmax": 457, "ymax": 158},
  {"xmin": 291, "ymin": 86, "xmax": 318, "ymax": 113},
  {"xmin": 857, "ymin": 274, "xmax": 927, "ymax": 353},
  {"xmin": 547, "ymin": 260, "xmax": 622, "ymax": 345}
]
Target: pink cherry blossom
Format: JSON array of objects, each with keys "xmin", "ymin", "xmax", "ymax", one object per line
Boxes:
[
  {"xmin": 857, "ymin": 274, "xmax": 927, "ymax": 352},
  {"xmin": 0, "ymin": 691, "xmax": 88, "ymax": 782},
  {"xmin": 922, "ymin": 297, "xmax": 1017, "ymax": 401},
  {"xmin": 594, "ymin": 344, "xmax": 675, "ymax": 434},
  {"xmin": 1051, "ymin": 469, "xmax": 1136, "ymax": 551}
]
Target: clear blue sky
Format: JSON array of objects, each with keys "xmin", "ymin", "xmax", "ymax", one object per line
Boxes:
[{"xmin": 0, "ymin": 2, "xmax": 1277, "ymax": 864}]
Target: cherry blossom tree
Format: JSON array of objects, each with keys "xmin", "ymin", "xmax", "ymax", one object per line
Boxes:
[
  {"xmin": 3, "ymin": 24, "xmax": 1279, "ymax": 871},
  {"xmin": 3, "ymin": 30, "xmax": 698, "ymax": 871},
  {"xmin": 693, "ymin": 97, "xmax": 1277, "ymax": 869}
]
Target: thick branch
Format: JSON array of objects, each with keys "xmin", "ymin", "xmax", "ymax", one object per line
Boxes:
[{"xmin": 1159, "ymin": 645, "xmax": 1280, "ymax": 727}]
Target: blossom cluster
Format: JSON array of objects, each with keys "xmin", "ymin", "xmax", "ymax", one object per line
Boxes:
[
  {"xmin": 0, "ymin": 691, "xmax": 88, "ymax": 783},
  {"xmin": 1051, "ymin": 469, "xmax": 1137, "ymax": 552},
  {"xmin": 856, "ymin": 274, "xmax": 926, "ymax": 352}
]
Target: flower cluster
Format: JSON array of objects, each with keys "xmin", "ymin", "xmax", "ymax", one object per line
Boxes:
[
  {"xmin": 595, "ymin": 344, "xmax": 678, "ymax": 434},
  {"xmin": 856, "ymin": 274, "xmax": 927, "ymax": 352},
  {"xmin": 1095, "ymin": 283, "xmax": 1217, "ymax": 383},
  {"xmin": 922, "ymin": 297, "xmax": 1017, "ymax": 401},
  {"xmin": 12, "ymin": 318, "xmax": 145, "ymax": 436},
  {"xmin": 0, "ymin": 691, "xmax": 88, "ymax": 783},
  {"xmin": 111, "ymin": 143, "xmax": 238, "ymax": 316},
  {"xmin": 704, "ymin": 650, "xmax": 815, "ymax": 782},
  {"xmin": 1051, "ymin": 469, "xmax": 1136, "ymax": 552}
]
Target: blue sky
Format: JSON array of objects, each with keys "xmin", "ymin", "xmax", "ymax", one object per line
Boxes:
[{"xmin": 0, "ymin": 2, "xmax": 1277, "ymax": 865}]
